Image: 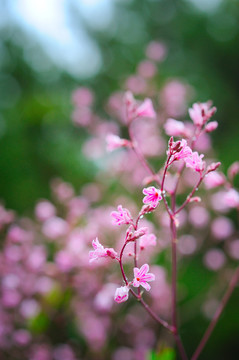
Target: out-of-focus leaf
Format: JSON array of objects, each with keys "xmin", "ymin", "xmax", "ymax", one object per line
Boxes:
[{"xmin": 148, "ymin": 347, "xmax": 176, "ymax": 360}]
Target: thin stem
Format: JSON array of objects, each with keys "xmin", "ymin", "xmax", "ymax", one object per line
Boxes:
[
  {"xmin": 170, "ymin": 219, "xmax": 188, "ymax": 360},
  {"xmin": 119, "ymin": 240, "xmax": 130, "ymax": 284},
  {"xmin": 133, "ymin": 216, "xmax": 141, "ymax": 296},
  {"xmin": 171, "ymin": 219, "xmax": 177, "ymax": 331},
  {"xmin": 191, "ymin": 266, "xmax": 239, "ymax": 360},
  {"xmin": 175, "ymin": 174, "xmax": 204, "ymax": 215},
  {"xmin": 128, "ymin": 123, "xmax": 157, "ymax": 180},
  {"xmin": 161, "ymin": 156, "xmax": 173, "ymax": 217},
  {"xmin": 139, "ymin": 297, "xmax": 174, "ymax": 332}
]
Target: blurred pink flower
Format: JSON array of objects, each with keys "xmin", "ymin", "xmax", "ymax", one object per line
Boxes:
[
  {"xmin": 111, "ymin": 205, "xmax": 133, "ymax": 226},
  {"xmin": 189, "ymin": 102, "xmax": 216, "ymax": 126},
  {"xmin": 114, "ymin": 286, "xmax": 129, "ymax": 303},
  {"xmin": 89, "ymin": 238, "xmax": 118, "ymax": 263},
  {"xmin": 139, "ymin": 234, "xmax": 156, "ymax": 250},
  {"xmin": 124, "ymin": 92, "xmax": 156, "ymax": 121},
  {"xmin": 185, "ymin": 151, "xmax": 205, "ymax": 173},
  {"xmin": 223, "ymin": 188, "xmax": 239, "ymax": 208},
  {"xmin": 203, "ymin": 171, "xmax": 225, "ymax": 189},
  {"xmin": 72, "ymin": 87, "xmax": 94, "ymax": 107},
  {"xmin": 143, "ymin": 187, "xmax": 162, "ymax": 208},
  {"xmin": 106, "ymin": 134, "xmax": 132, "ymax": 152},
  {"xmin": 137, "ymin": 60, "xmax": 157, "ymax": 78},
  {"xmin": 203, "ymin": 248, "xmax": 226, "ymax": 271},
  {"xmin": 42, "ymin": 217, "xmax": 68, "ymax": 240},
  {"xmin": 13, "ymin": 329, "xmax": 31, "ymax": 346},
  {"xmin": 164, "ymin": 118, "xmax": 189, "ymax": 137},
  {"xmin": 35, "ymin": 200, "xmax": 56, "ymax": 222},
  {"xmin": 146, "ymin": 41, "xmax": 167, "ymax": 62},
  {"xmin": 205, "ymin": 121, "xmax": 218, "ymax": 133},
  {"xmin": 133, "ymin": 263, "xmax": 155, "ymax": 291},
  {"xmin": 136, "ymin": 98, "xmax": 156, "ymax": 119},
  {"xmin": 125, "ymin": 75, "xmax": 147, "ymax": 95}
]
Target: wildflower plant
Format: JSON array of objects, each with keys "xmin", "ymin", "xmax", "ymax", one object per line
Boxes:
[
  {"xmin": 83, "ymin": 51, "xmax": 239, "ymax": 358},
  {"xmin": 0, "ymin": 41, "xmax": 239, "ymax": 360}
]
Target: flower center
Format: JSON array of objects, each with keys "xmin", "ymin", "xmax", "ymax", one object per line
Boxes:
[{"xmin": 136, "ymin": 277, "xmax": 140, "ymax": 281}]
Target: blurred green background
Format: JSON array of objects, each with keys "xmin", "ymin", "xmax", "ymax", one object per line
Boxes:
[{"xmin": 0, "ymin": 0, "xmax": 239, "ymax": 213}]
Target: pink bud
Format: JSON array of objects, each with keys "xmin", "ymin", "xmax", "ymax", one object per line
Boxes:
[
  {"xmin": 106, "ymin": 134, "xmax": 132, "ymax": 152},
  {"xmin": 228, "ymin": 161, "xmax": 239, "ymax": 181},
  {"xmin": 206, "ymin": 162, "xmax": 221, "ymax": 173},
  {"xmin": 205, "ymin": 121, "xmax": 218, "ymax": 133},
  {"xmin": 189, "ymin": 196, "xmax": 201, "ymax": 203},
  {"xmin": 114, "ymin": 286, "xmax": 129, "ymax": 303}
]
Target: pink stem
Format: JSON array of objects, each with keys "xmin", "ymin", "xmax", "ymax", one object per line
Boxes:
[
  {"xmin": 175, "ymin": 174, "xmax": 204, "ymax": 215},
  {"xmin": 119, "ymin": 231, "xmax": 172, "ymax": 331},
  {"xmin": 191, "ymin": 266, "xmax": 239, "ymax": 360},
  {"xmin": 161, "ymin": 156, "xmax": 173, "ymax": 217},
  {"xmin": 128, "ymin": 122, "xmax": 161, "ymax": 185}
]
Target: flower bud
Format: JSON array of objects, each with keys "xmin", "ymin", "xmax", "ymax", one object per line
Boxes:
[
  {"xmin": 205, "ymin": 121, "xmax": 218, "ymax": 133},
  {"xmin": 206, "ymin": 162, "xmax": 221, "ymax": 173}
]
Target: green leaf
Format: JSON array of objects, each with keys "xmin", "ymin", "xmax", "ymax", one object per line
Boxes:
[{"xmin": 148, "ymin": 348, "xmax": 176, "ymax": 360}]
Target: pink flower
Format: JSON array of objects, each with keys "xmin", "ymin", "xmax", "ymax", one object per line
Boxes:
[
  {"xmin": 128, "ymin": 227, "xmax": 148, "ymax": 242},
  {"xmin": 106, "ymin": 134, "xmax": 132, "ymax": 152},
  {"xmin": 136, "ymin": 98, "xmax": 156, "ymax": 119},
  {"xmin": 203, "ymin": 171, "xmax": 225, "ymax": 189},
  {"xmin": 223, "ymin": 189, "xmax": 239, "ymax": 208},
  {"xmin": 168, "ymin": 138, "xmax": 192, "ymax": 163},
  {"xmin": 133, "ymin": 264, "xmax": 155, "ymax": 291},
  {"xmin": 111, "ymin": 205, "xmax": 133, "ymax": 226},
  {"xmin": 146, "ymin": 41, "xmax": 167, "ymax": 62},
  {"xmin": 124, "ymin": 92, "xmax": 156, "ymax": 121},
  {"xmin": 89, "ymin": 238, "xmax": 118, "ymax": 263},
  {"xmin": 189, "ymin": 102, "xmax": 216, "ymax": 126},
  {"xmin": 205, "ymin": 121, "xmax": 218, "ymax": 133},
  {"xmin": 139, "ymin": 234, "xmax": 156, "ymax": 250},
  {"xmin": 35, "ymin": 200, "xmax": 56, "ymax": 221},
  {"xmin": 143, "ymin": 187, "xmax": 162, "ymax": 208},
  {"xmin": 228, "ymin": 161, "xmax": 239, "ymax": 181},
  {"xmin": 185, "ymin": 151, "xmax": 205, "ymax": 173},
  {"xmin": 114, "ymin": 286, "xmax": 129, "ymax": 303},
  {"xmin": 164, "ymin": 118, "xmax": 189, "ymax": 137}
]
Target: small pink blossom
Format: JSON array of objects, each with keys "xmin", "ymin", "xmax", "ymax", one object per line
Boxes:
[
  {"xmin": 189, "ymin": 102, "xmax": 216, "ymax": 126},
  {"xmin": 143, "ymin": 187, "xmax": 162, "ymax": 208},
  {"xmin": 89, "ymin": 238, "xmax": 118, "ymax": 263},
  {"xmin": 205, "ymin": 121, "xmax": 218, "ymax": 133},
  {"xmin": 228, "ymin": 161, "xmax": 239, "ymax": 181},
  {"xmin": 128, "ymin": 227, "xmax": 148, "ymax": 241},
  {"xmin": 72, "ymin": 87, "xmax": 94, "ymax": 107},
  {"xmin": 137, "ymin": 60, "xmax": 157, "ymax": 79},
  {"xmin": 189, "ymin": 196, "xmax": 201, "ymax": 203},
  {"xmin": 139, "ymin": 234, "xmax": 156, "ymax": 250},
  {"xmin": 106, "ymin": 134, "xmax": 132, "ymax": 152},
  {"xmin": 169, "ymin": 138, "xmax": 193, "ymax": 162},
  {"xmin": 111, "ymin": 205, "xmax": 133, "ymax": 226},
  {"xmin": 146, "ymin": 41, "xmax": 167, "ymax": 62},
  {"xmin": 164, "ymin": 118, "xmax": 188, "ymax": 137},
  {"xmin": 124, "ymin": 92, "xmax": 156, "ymax": 121},
  {"xmin": 136, "ymin": 98, "xmax": 156, "ymax": 119},
  {"xmin": 206, "ymin": 162, "xmax": 221, "ymax": 173},
  {"xmin": 35, "ymin": 200, "xmax": 56, "ymax": 221},
  {"xmin": 204, "ymin": 171, "xmax": 225, "ymax": 189},
  {"xmin": 42, "ymin": 217, "xmax": 69, "ymax": 240},
  {"xmin": 185, "ymin": 151, "xmax": 205, "ymax": 173},
  {"xmin": 133, "ymin": 264, "xmax": 155, "ymax": 291},
  {"xmin": 114, "ymin": 286, "xmax": 129, "ymax": 303},
  {"xmin": 223, "ymin": 189, "xmax": 239, "ymax": 208}
]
